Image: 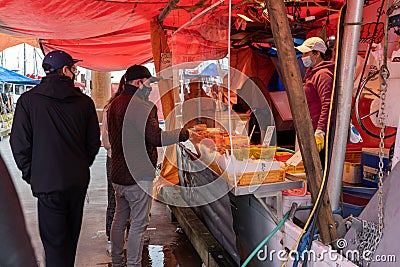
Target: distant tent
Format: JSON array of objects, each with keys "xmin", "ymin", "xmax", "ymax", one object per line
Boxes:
[
  {"xmin": 0, "ymin": 66, "xmax": 40, "ymax": 85},
  {"xmin": 184, "ymin": 63, "xmax": 224, "ymax": 78},
  {"xmin": 199, "ymin": 63, "xmax": 220, "ymax": 76}
]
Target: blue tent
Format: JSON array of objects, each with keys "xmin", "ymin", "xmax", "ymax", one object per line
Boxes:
[
  {"xmin": 185, "ymin": 63, "xmax": 225, "ymax": 78},
  {"xmin": 199, "ymin": 63, "xmax": 220, "ymax": 76},
  {"xmin": 0, "ymin": 66, "xmax": 40, "ymax": 85}
]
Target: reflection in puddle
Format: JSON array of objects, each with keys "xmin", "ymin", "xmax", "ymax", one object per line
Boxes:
[
  {"xmin": 103, "ymin": 236, "xmax": 202, "ymax": 266},
  {"xmin": 143, "ymin": 245, "xmax": 176, "ymax": 267},
  {"xmin": 142, "ymin": 241, "xmax": 202, "ymax": 267},
  {"xmin": 148, "ymin": 245, "xmax": 165, "ymax": 266}
]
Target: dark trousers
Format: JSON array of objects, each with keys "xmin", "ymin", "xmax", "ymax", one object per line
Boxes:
[
  {"xmin": 37, "ymin": 187, "xmax": 87, "ymax": 267},
  {"xmin": 106, "ymin": 156, "xmax": 116, "ymax": 240}
]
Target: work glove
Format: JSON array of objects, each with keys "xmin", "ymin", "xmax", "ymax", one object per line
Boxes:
[{"xmin": 315, "ymin": 129, "xmax": 325, "ymax": 152}]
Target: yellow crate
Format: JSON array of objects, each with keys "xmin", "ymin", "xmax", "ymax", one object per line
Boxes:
[
  {"xmin": 226, "ymin": 169, "xmax": 286, "ymax": 186},
  {"xmin": 285, "ymin": 164, "xmax": 305, "ymax": 173},
  {"xmin": 249, "ymin": 146, "xmax": 276, "ymax": 160},
  {"xmin": 226, "ymin": 146, "xmax": 276, "ymax": 161}
]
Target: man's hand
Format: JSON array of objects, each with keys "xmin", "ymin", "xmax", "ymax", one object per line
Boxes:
[
  {"xmin": 179, "ymin": 123, "xmax": 191, "ymax": 142},
  {"xmin": 315, "ymin": 129, "xmax": 325, "ymax": 152}
]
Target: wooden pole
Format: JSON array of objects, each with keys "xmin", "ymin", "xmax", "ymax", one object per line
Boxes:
[
  {"xmin": 266, "ymin": 1, "xmax": 337, "ymax": 244},
  {"xmin": 91, "ymin": 71, "xmax": 111, "ymax": 124},
  {"xmin": 158, "ymin": 0, "xmax": 179, "ymax": 23}
]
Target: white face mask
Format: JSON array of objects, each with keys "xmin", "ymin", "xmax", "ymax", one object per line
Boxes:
[{"xmin": 302, "ymin": 56, "xmax": 315, "ymax": 68}]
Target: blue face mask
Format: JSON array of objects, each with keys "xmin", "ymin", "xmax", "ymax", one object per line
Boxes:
[{"xmin": 302, "ymin": 56, "xmax": 315, "ymax": 68}]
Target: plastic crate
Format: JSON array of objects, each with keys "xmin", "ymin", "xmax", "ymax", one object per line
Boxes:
[
  {"xmin": 342, "ymin": 185, "xmax": 377, "ymax": 196},
  {"xmin": 360, "ymin": 148, "xmax": 389, "ymax": 188},
  {"xmin": 341, "ymin": 186, "xmax": 376, "ymax": 218},
  {"xmin": 274, "ymin": 152, "xmax": 293, "ymax": 162}
]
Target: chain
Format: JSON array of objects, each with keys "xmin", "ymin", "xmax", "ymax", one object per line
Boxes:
[
  {"xmin": 377, "ymin": 65, "xmax": 388, "ymax": 241},
  {"xmin": 366, "ymin": 0, "xmax": 392, "ymax": 258},
  {"xmin": 353, "ymin": 219, "xmax": 381, "ymax": 266}
]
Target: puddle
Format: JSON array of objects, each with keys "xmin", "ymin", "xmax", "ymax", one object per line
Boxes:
[
  {"xmin": 142, "ymin": 241, "xmax": 202, "ymax": 266},
  {"xmin": 142, "ymin": 245, "xmax": 175, "ymax": 267},
  {"xmin": 97, "ymin": 230, "xmax": 202, "ymax": 266}
]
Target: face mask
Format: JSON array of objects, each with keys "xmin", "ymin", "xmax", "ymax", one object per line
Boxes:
[
  {"xmin": 139, "ymin": 81, "xmax": 152, "ymax": 100},
  {"xmin": 67, "ymin": 67, "xmax": 76, "ymax": 81},
  {"xmin": 302, "ymin": 56, "xmax": 315, "ymax": 68}
]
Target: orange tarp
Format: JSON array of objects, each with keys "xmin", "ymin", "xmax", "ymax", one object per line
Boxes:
[{"xmin": 0, "ymin": 33, "xmax": 39, "ymax": 51}]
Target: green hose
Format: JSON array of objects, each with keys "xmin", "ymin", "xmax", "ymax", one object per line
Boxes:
[
  {"xmin": 277, "ymin": 147, "xmax": 296, "ymax": 154},
  {"xmin": 241, "ymin": 206, "xmax": 313, "ymax": 267}
]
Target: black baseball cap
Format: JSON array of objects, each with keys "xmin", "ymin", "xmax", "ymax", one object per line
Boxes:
[
  {"xmin": 42, "ymin": 50, "xmax": 82, "ymax": 74},
  {"xmin": 124, "ymin": 65, "xmax": 160, "ymax": 83}
]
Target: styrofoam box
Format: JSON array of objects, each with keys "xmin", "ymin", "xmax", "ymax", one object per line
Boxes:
[{"xmin": 342, "ymin": 161, "xmax": 361, "ymax": 184}]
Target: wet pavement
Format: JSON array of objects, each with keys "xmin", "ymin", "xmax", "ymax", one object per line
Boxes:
[{"xmin": 0, "ymin": 137, "xmax": 202, "ymax": 267}]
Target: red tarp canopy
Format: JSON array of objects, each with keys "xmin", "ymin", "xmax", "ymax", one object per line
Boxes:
[{"xmin": 0, "ymin": 0, "xmax": 353, "ymax": 71}]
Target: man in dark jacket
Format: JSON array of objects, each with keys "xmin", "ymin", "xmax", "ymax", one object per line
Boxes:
[
  {"xmin": 108, "ymin": 65, "xmax": 189, "ymax": 267},
  {"xmin": 10, "ymin": 50, "xmax": 100, "ymax": 267}
]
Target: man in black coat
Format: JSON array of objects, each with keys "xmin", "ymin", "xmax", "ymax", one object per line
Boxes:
[{"xmin": 10, "ymin": 50, "xmax": 100, "ymax": 267}]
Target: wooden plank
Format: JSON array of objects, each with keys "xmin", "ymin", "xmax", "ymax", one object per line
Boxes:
[
  {"xmin": 265, "ymin": 1, "xmax": 338, "ymax": 244},
  {"xmin": 161, "ymin": 186, "xmax": 238, "ymax": 267}
]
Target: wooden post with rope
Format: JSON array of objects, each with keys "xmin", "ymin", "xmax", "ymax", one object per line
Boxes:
[{"xmin": 266, "ymin": 0, "xmax": 338, "ymax": 244}]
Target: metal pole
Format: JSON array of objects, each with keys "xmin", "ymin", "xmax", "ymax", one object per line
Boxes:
[
  {"xmin": 23, "ymin": 43, "xmax": 26, "ymax": 76},
  {"xmin": 328, "ymin": 0, "xmax": 364, "ymax": 211}
]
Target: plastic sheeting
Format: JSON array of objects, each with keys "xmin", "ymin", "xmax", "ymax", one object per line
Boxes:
[
  {"xmin": 0, "ymin": 0, "xmax": 365, "ymax": 71},
  {"xmin": 0, "ymin": 33, "xmax": 39, "ymax": 52},
  {"xmin": 0, "ymin": 0, "xmax": 239, "ymax": 71}
]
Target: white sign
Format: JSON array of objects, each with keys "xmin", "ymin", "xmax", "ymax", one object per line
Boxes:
[
  {"xmin": 262, "ymin": 126, "xmax": 275, "ymax": 147},
  {"xmin": 286, "ymin": 150, "xmax": 303, "ymax": 167}
]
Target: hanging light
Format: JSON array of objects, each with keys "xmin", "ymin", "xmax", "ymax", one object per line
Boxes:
[{"xmin": 304, "ymin": 1, "xmax": 315, "ymax": 22}]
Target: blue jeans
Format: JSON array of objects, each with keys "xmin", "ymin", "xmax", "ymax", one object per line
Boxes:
[{"xmin": 111, "ymin": 181, "xmax": 152, "ymax": 267}]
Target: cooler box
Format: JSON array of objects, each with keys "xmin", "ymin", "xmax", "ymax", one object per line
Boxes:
[{"xmin": 360, "ymin": 148, "xmax": 389, "ymax": 188}]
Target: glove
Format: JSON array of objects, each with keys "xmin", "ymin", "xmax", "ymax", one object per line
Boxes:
[{"xmin": 315, "ymin": 129, "xmax": 325, "ymax": 152}]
